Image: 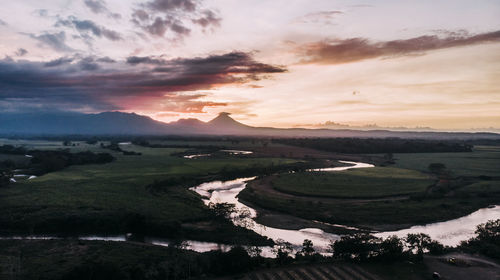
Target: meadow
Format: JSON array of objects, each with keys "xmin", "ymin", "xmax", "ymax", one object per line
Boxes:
[
  {"xmin": 271, "ymin": 167, "xmax": 433, "ymax": 198},
  {"xmin": 0, "ymin": 139, "xmax": 296, "ymax": 244},
  {"xmin": 393, "ymin": 145, "xmax": 500, "ymax": 177},
  {"xmin": 240, "ymin": 145, "xmax": 500, "ymax": 231}
]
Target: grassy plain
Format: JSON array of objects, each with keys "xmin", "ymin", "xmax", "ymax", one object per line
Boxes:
[
  {"xmin": 272, "ymin": 167, "xmax": 432, "ymax": 198},
  {"xmin": 0, "ymin": 140, "xmax": 296, "ymax": 244},
  {"xmin": 393, "ymin": 145, "xmax": 500, "ymax": 177},
  {"xmin": 240, "ymin": 146, "xmax": 500, "ymax": 230}
]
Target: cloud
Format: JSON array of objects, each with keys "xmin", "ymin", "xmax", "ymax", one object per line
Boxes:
[
  {"xmin": 299, "ymin": 30, "xmax": 500, "ymax": 64},
  {"xmin": 0, "ymin": 51, "xmax": 285, "ymax": 112},
  {"xmin": 83, "ymin": 0, "xmax": 121, "ymax": 19},
  {"xmin": 44, "ymin": 57, "xmax": 74, "ymax": 67},
  {"xmin": 0, "ymin": 19, "xmax": 7, "ymax": 26},
  {"xmin": 128, "ymin": 52, "xmax": 287, "ymax": 77},
  {"xmin": 56, "ymin": 16, "xmax": 122, "ymax": 41},
  {"xmin": 132, "ymin": 0, "xmax": 220, "ymax": 39},
  {"xmin": 15, "ymin": 48, "xmax": 28, "ymax": 57},
  {"xmin": 30, "ymin": 32, "xmax": 73, "ymax": 52},
  {"xmin": 126, "ymin": 55, "xmax": 167, "ymax": 65},
  {"xmin": 147, "ymin": 0, "xmax": 196, "ymax": 12},
  {"xmin": 150, "ymin": 93, "xmax": 228, "ymax": 113},
  {"xmin": 293, "ymin": 10, "xmax": 343, "ymax": 25},
  {"xmin": 192, "ymin": 10, "xmax": 221, "ymax": 28}
]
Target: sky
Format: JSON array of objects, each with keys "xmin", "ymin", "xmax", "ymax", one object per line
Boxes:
[{"xmin": 0, "ymin": 0, "xmax": 499, "ymax": 130}]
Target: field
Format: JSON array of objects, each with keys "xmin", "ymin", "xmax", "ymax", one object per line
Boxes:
[
  {"xmin": 271, "ymin": 167, "xmax": 433, "ymax": 198},
  {"xmin": 240, "ymin": 146, "xmax": 500, "ymax": 231},
  {"xmin": 0, "ymin": 139, "xmax": 297, "ymax": 244},
  {"xmin": 393, "ymin": 146, "xmax": 500, "ymax": 177}
]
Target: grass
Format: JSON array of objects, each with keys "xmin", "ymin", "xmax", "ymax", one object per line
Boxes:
[
  {"xmin": 241, "ymin": 185, "xmax": 499, "ymax": 230},
  {"xmin": 0, "ymin": 239, "xmax": 204, "ymax": 280},
  {"xmin": 457, "ymin": 180, "xmax": 500, "ymax": 195},
  {"xmin": 271, "ymin": 167, "xmax": 432, "ymax": 198},
  {"xmin": 393, "ymin": 145, "xmax": 500, "ymax": 177},
  {"xmin": 240, "ymin": 146, "xmax": 500, "ymax": 230},
  {"xmin": 0, "ymin": 140, "xmax": 296, "ymax": 244}
]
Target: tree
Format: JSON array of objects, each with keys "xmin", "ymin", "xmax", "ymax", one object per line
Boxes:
[
  {"xmin": 406, "ymin": 233, "xmax": 432, "ymax": 260},
  {"xmin": 234, "ymin": 206, "xmax": 254, "ymax": 229},
  {"xmin": 475, "ymin": 219, "xmax": 500, "ymax": 244},
  {"xmin": 379, "ymin": 235, "xmax": 404, "ymax": 261},
  {"xmin": 301, "ymin": 239, "xmax": 315, "ymax": 256},
  {"xmin": 460, "ymin": 219, "xmax": 500, "ymax": 260},
  {"xmin": 331, "ymin": 234, "xmax": 380, "ymax": 261},
  {"xmin": 209, "ymin": 202, "xmax": 236, "ymax": 219},
  {"xmin": 246, "ymin": 246, "xmax": 262, "ymax": 258},
  {"xmin": 272, "ymin": 239, "xmax": 293, "ymax": 264}
]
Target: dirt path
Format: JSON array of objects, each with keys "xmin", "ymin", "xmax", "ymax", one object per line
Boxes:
[{"xmin": 424, "ymin": 253, "xmax": 500, "ymax": 280}]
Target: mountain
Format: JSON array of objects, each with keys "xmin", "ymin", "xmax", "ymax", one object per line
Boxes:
[
  {"xmin": 0, "ymin": 111, "xmax": 168, "ymax": 135},
  {"xmin": 0, "ymin": 111, "xmax": 499, "ymax": 140}
]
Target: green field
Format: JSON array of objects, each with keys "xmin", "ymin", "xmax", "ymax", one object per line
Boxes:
[
  {"xmin": 0, "ymin": 140, "xmax": 296, "ymax": 244},
  {"xmin": 240, "ymin": 146, "xmax": 500, "ymax": 230},
  {"xmin": 271, "ymin": 167, "xmax": 432, "ymax": 198},
  {"xmin": 393, "ymin": 146, "xmax": 500, "ymax": 177}
]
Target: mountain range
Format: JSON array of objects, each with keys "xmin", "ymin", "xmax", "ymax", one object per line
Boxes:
[{"xmin": 0, "ymin": 111, "xmax": 499, "ymax": 140}]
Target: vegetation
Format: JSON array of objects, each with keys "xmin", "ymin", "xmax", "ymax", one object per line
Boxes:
[
  {"xmin": 393, "ymin": 145, "xmax": 500, "ymax": 177},
  {"xmin": 270, "ymin": 167, "xmax": 432, "ymax": 198},
  {"xmin": 240, "ymin": 146, "xmax": 500, "ymax": 230},
  {"xmin": 460, "ymin": 219, "xmax": 500, "ymax": 260},
  {"xmin": 0, "ymin": 140, "xmax": 297, "ymax": 244},
  {"xmin": 274, "ymin": 138, "xmax": 472, "ymax": 154},
  {"xmin": 0, "ymin": 137, "xmax": 498, "ymax": 279},
  {"xmin": 240, "ymin": 183, "xmax": 499, "ymax": 229},
  {"xmin": 0, "ymin": 239, "xmax": 271, "ymax": 280}
]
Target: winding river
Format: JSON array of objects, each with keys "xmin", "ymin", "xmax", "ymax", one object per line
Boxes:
[
  {"xmin": 2, "ymin": 160, "xmax": 498, "ymax": 257},
  {"xmin": 189, "ymin": 160, "xmax": 500, "ymax": 253}
]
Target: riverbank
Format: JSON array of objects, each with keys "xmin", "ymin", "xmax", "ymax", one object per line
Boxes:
[{"xmin": 238, "ymin": 147, "xmax": 500, "ymax": 233}]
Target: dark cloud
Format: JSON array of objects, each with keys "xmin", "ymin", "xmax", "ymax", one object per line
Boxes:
[
  {"xmin": 77, "ymin": 57, "xmax": 100, "ymax": 71},
  {"xmin": 15, "ymin": 48, "xmax": 28, "ymax": 57},
  {"xmin": 146, "ymin": 0, "xmax": 196, "ymax": 12},
  {"xmin": 44, "ymin": 57, "xmax": 74, "ymax": 67},
  {"xmin": 299, "ymin": 30, "xmax": 500, "ymax": 64},
  {"xmin": 192, "ymin": 10, "xmax": 221, "ymax": 28},
  {"xmin": 127, "ymin": 55, "xmax": 167, "ymax": 65},
  {"xmin": 83, "ymin": 0, "xmax": 121, "ymax": 19},
  {"xmin": 30, "ymin": 32, "xmax": 73, "ymax": 52},
  {"xmin": 0, "ymin": 19, "xmax": 7, "ymax": 26},
  {"xmin": 0, "ymin": 52, "xmax": 286, "ymax": 112},
  {"xmin": 56, "ymin": 16, "xmax": 122, "ymax": 41},
  {"xmin": 132, "ymin": 0, "xmax": 220, "ymax": 39},
  {"xmin": 96, "ymin": 56, "xmax": 116, "ymax": 63}
]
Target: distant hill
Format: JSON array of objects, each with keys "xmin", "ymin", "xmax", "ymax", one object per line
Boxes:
[{"xmin": 0, "ymin": 111, "xmax": 499, "ymax": 140}]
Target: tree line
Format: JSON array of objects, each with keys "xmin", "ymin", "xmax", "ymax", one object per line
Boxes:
[
  {"xmin": 0, "ymin": 145, "xmax": 114, "ymax": 187},
  {"xmin": 274, "ymin": 138, "xmax": 473, "ymax": 154}
]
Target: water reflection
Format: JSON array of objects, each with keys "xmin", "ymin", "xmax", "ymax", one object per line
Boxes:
[{"xmin": 375, "ymin": 205, "xmax": 500, "ymax": 246}]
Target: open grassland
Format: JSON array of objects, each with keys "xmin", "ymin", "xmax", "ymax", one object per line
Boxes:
[
  {"xmin": 0, "ymin": 140, "xmax": 296, "ymax": 244},
  {"xmin": 240, "ymin": 185, "xmax": 498, "ymax": 230},
  {"xmin": 240, "ymin": 146, "xmax": 500, "ymax": 230},
  {"xmin": 393, "ymin": 145, "xmax": 500, "ymax": 177},
  {"xmin": 271, "ymin": 167, "xmax": 432, "ymax": 198}
]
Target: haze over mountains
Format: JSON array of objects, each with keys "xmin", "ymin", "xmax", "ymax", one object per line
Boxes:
[{"xmin": 0, "ymin": 111, "xmax": 499, "ymax": 140}]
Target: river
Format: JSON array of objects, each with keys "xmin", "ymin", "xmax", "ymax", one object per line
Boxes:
[
  {"xmin": 190, "ymin": 161, "xmax": 499, "ymax": 252},
  {"xmin": 2, "ymin": 161, "xmax": 498, "ymax": 257}
]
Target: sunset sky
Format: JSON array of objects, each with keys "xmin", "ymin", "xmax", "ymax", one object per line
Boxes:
[{"xmin": 1, "ymin": 0, "xmax": 499, "ymax": 130}]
